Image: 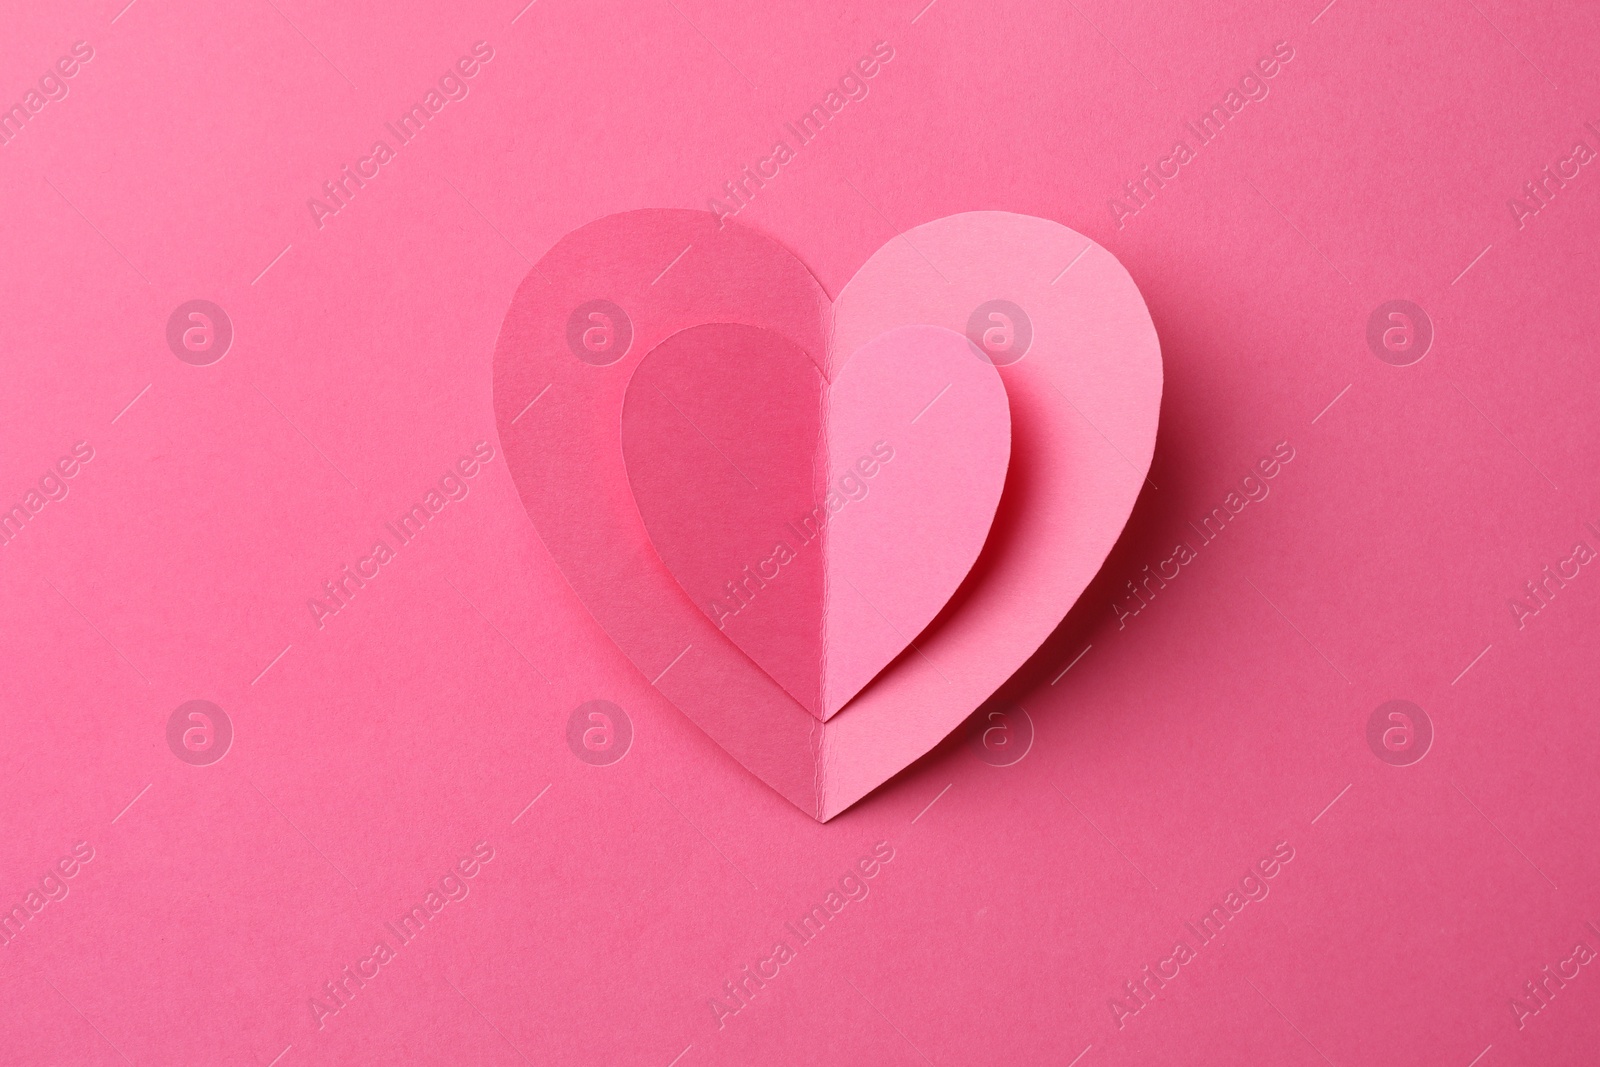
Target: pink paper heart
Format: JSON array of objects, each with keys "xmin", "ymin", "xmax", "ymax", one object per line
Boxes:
[
  {"xmin": 492, "ymin": 209, "xmax": 1161, "ymax": 820},
  {"xmin": 620, "ymin": 322, "xmax": 1011, "ymax": 720}
]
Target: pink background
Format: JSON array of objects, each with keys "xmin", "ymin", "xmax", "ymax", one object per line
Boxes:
[{"xmin": 3, "ymin": 0, "xmax": 1599, "ymax": 1064}]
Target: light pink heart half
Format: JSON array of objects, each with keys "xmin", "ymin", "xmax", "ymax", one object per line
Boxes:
[{"xmin": 621, "ymin": 323, "xmax": 1011, "ymax": 720}]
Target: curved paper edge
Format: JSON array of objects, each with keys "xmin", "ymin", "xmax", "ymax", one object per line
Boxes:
[{"xmin": 816, "ymin": 210, "xmax": 1163, "ymax": 820}]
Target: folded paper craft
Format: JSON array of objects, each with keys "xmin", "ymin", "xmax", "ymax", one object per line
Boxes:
[
  {"xmin": 622, "ymin": 321, "xmax": 1011, "ymax": 719},
  {"xmin": 493, "ymin": 209, "xmax": 1161, "ymax": 821}
]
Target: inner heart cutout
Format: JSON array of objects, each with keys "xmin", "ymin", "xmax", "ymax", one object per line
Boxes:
[{"xmin": 621, "ymin": 322, "xmax": 1011, "ymax": 720}]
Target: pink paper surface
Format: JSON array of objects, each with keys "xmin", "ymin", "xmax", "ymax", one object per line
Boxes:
[{"xmin": 6, "ymin": 3, "xmax": 1600, "ymax": 1067}]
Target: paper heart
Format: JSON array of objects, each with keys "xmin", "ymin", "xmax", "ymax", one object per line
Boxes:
[
  {"xmin": 493, "ymin": 209, "xmax": 1161, "ymax": 821},
  {"xmin": 620, "ymin": 322, "xmax": 1011, "ymax": 720}
]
